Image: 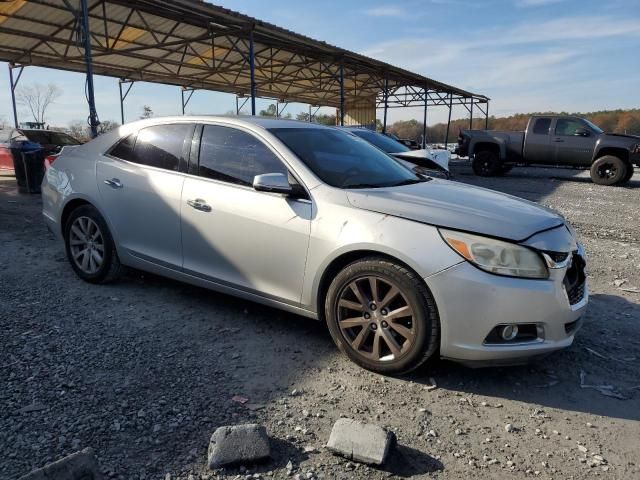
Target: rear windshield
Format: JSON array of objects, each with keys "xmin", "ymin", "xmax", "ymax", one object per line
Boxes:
[
  {"xmin": 22, "ymin": 130, "xmax": 80, "ymax": 146},
  {"xmin": 349, "ymin": 129, "xmax": 411, "ymax": 153},
  {"xmin": 269, "ymin": 127, "xmax": 421, "ymax": 189}
]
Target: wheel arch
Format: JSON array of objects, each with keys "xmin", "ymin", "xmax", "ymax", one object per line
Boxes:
[
  {"xmin": 471, "ymin": 140, "xmax": 503, "ymax": 159},
  {"xmin": 314, "ymin": 248, "xmax": 433, "ymax": 324},
  {"xmin": 594, "ymin": 147, "xmax": 630, "ymax": 165}
]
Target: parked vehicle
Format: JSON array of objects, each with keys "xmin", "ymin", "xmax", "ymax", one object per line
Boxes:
[
  {"xmin": 458, "ymin": 115, "xmax": 640, "ymax": 185},
  {"xmin": 0, "ymin": 128, "xmax": 81, "ymax": 172},
  {"xmin": 43, "ymin": 117, "xmax": 587, "ymax": 374},
  {"xmin": 341, "ymin": 127, "xmax": 450, "ymax": 177},
  {"xmin": 387, "ymin": 132, "xmax": 421, "ymax": 150}
]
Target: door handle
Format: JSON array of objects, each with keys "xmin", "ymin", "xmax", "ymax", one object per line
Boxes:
[
  {"xmin": 187, "ymin": 198, "xmax": 212, "ymax": 212},
  {"xmin": 104, "ymin": 178, "xmax": 123, "ymax": 188}
]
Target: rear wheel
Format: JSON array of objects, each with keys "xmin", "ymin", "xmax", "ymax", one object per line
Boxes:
[
  {"xmin": 472, "ymin": 150, "xmax": 501, "ymax": 177},
  {"xmin": 590, "ymin": 155, "xmax": 627, "ymax": 186},
  {"xmin": 622, "ymin": 164, "xmax": 635, "ymax": 183},
  {"xmin": 325, "ymin": 257, "xmax": 439, "ymax": 375},
  {"xmin": 64, "ymin": 205, "xmax": 122, "ymax": 283}
]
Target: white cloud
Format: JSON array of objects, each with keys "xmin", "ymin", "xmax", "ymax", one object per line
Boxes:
[
  {"xmin": 516, "ymin": 0, "xmax": 568, "ymax": 7},
  {"xmin": 365, "ymin": 6, "xmax": 407, "ymax": 18}
]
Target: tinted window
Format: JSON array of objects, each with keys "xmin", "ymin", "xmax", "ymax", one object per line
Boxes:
[
  {"xmin": 269, "ymin": 128, "xmax": 420, "ymax": 189},
  {"xmin": 555, "ymin": 119, "xmax": 584, "ymax": 136},
  {"xmin": 350, "ymin": 129, "xmax": 410, "ymax": 153},
  {"xmin": 198, "ymin": 125, "xmax": 287, "ymax": 186},
  {"xmin": 22, "ymin": 130, "xmax": 50, "ymax": 144},
  {"xmin": 49, "ymin": 132, "xmax": 81, "ymax": 145},
  {"xmin": 133, "ymin": 124, "xmax": 190, "ymax": 171},
  {"xmin": 532, "ymin": 118, "xmax": 551, "ymax": 135},
  {"xmin": 109, "ymin": 133, "xmax": 137, "ymax": 161}
]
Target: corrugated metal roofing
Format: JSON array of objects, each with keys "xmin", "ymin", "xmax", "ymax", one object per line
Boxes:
[{"xmin": 0, "ymin": 0, "xmax": 488, "ymax": 108}]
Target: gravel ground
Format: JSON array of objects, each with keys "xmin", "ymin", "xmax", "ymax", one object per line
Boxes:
[{"xmin": 1, "ymin": 164, "xmax": 639, "ymax": 480}]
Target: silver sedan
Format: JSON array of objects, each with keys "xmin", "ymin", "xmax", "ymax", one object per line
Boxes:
[{"xmin": 42, "ymin": 116, "xmax": 588, "ymax": 374}]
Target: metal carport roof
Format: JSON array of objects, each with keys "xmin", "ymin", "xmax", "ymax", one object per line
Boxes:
[{"xmin": 0, "ymin": 0, "xmax": 489, "ymax": 139}]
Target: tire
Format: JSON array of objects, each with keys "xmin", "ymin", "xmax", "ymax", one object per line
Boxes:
[
  {"xmin": 472, "ymin": 150, "xmax": 501, "ymax": 177},
  {"xmin": 622, "ymin": 164, "xmax": 635, "ymax": 183},
  {"xmin": 590, "ymin": 155, "xmax": 628, "ymax": 186},
  {"xmin": 64, "ymin": 204, "xmax": 122, "ymax": 283},
  {"xmin": 324, "ymin": 257, "xmax": 440, "ymax": 375}
]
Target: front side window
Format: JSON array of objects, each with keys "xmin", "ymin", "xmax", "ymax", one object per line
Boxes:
[
  {"xmin": 532, "ymin": 118, "xmax": 551, "ymax": 135},
  {"xmin": 555, "ymin": 119, "xmax": 586, "ymax": 136},
  {"xmin": 198, "ymin": 125, "xmax": 287, "ymax": 186},
  {"xmin": 269, "ymin": 127, "xmax": 421, "ymax": 189}
]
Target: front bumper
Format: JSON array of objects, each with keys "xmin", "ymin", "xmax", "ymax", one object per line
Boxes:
[{"xmin": 426, "ymin": 259, "xmax": 587, "ymax": 365}]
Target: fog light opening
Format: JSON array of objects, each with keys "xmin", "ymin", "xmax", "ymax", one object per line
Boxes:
[{"xmin": 501, "ymin": 324, "xmax": 519, "ymax": 341}]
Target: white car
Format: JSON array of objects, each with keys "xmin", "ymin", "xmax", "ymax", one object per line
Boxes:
[{"xmin": 342, "ymin": 127, "xmax": 450, "ymax": 176}]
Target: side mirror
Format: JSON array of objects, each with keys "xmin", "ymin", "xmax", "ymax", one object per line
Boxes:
[
  {"xmin": 574, "ymin": 128, "xmax": 590, "ymax": 137},
  {"xmin": 253, "ymin": 172, "xmax": 292, "ymax": 195}
]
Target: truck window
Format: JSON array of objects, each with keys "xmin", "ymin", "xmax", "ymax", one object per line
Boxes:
[
  {"xmin": 555, "ymin": 119, "xmax": 584, "ymax": 136},
  {"xmin": 532, "ymin": 118, "xmax": 551, "ymax": 135}
]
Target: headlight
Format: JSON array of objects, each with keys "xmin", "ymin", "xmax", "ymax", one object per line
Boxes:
[{"xmin": 439, "ymin": 228, "xmax": 549, "ymax": 279}]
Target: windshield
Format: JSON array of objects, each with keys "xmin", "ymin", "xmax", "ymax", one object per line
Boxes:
[
  {"xmin": 583, "ymin": 119, "xmax": 604, "ymax": 134},
  {"xmin": 269, "ymin": 127, "xmax": 422, "ymax": 189},
  {"xmin": 348, "ymin": 129, "xmax": 410, "ymax": 153},
  {"xmin": 23, "ymin": 130, "xmax": 81, "ymax": 146}
]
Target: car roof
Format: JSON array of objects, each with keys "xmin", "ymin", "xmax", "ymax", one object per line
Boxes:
[{"xmin": 123, "ymin": 115, "xmax": 335, "ymax": 131}]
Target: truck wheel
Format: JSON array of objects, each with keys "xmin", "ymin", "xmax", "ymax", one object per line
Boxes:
[
  {"xmin": 590, "ymin": 155, "xmax": 628, "ymax": 186},
  {"xmin": 472, "ymin": 150, "xmax": 501, "ymax": 177},
  {"xmin": 622, "ymin": 164, "xmax": 635, "ymax": 183}
]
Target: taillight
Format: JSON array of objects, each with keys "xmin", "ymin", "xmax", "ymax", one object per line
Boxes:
[{"xmin": 44, "ymin": 154, "xmax": 59, "ymax": 169}]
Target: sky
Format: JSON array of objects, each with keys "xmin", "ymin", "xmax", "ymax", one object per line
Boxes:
[{"xmin": 0, "ymin": 0, "xmax": 639, "ymax": 128}]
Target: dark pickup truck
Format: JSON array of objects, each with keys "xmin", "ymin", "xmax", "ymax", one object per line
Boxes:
[{"xmin": 458, "ymin": 115, "xmax": 640, "ymax": 185}]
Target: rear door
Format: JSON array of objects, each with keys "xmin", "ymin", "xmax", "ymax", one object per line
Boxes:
[
  {"xmin": 523, "ymin": 117, "xmax": 553, "ymax": 164},
  {"xmin": 553, "ymin": 118, "xmax": 597, "ymax": 166},
  {"xmin": 181, "ymin": 124, "xmax": 311, "ymax": 305},
  {"xmin": 97, "ymin": 123, "xmax": 194, "ymax": 268}
]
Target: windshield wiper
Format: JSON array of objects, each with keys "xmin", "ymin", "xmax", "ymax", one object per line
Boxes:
[
  {"xmin": 341, "ymin": 183, "xmax": 382, "ymax": 189},
  {"xmin": 389, "ymin": 177, "xmax": 430, "ymax": 187}
]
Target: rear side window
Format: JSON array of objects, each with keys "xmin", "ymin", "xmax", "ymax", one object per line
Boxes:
[
  {"xmin": 198, "ymin": 125, "xmax": 287, "ymax": 186},
  {"xmin": 532, "ymin": 118, "xmax": 551, "ymax": 135},
  {"xmin": 109, "ymin": 133, "xmax": 137, "ymax": 161},
  {"xmin": 109, "ymin": 124, "xmax": 191, "ymax": 171}
]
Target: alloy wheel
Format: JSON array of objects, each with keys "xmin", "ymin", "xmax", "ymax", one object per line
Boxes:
[
  {"xmin": 69, "ymin": 216, "xmax": 105, "ymax": 274},
  {"xmin": 336, "ymin": 276, "xmax": 416, "ymax": 362},
  {"xmin": 597, "ymin": 163, "xmax": 617, "ymax": 180}
]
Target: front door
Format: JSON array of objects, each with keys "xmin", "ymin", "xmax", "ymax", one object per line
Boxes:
[
  {"xmin": 524, "ymin": 117, "xmax": 553, "ymax": 164},
  {"xmin": 181, "ymin": 124, "xmax": 311, "ymax": 305},
  {"xmin": 97, "ymin": 123, "xmax": 193, "ymax": 268},
  {"xmin": 553, "ymin": 118, "xmax": 596, "ymax": 166}
]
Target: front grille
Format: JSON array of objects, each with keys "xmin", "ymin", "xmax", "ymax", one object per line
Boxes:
[{"xmin": 563, "ymin": 252, "xmax": 586, "ymax": 305}]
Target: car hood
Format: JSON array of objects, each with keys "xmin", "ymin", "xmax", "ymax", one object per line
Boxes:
[
  {"xmin": 604, "ymin": 133, "xmax": 640, "ymax": 141},
  {"xmin": 346, "ymin": 180, "xmax": 564, "ymax": 241},
  {"xmin": 391, "ymin": 148, "xmax": 450, "ymax": 172}
]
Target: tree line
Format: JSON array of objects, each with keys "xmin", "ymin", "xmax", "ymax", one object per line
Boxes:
[{"xmin": 387, "ymin": 109, "xmax": 640, "ymax": 144}]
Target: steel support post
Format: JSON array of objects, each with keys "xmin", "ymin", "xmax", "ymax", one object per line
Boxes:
[
  {"xmin": 118, "ymin": 79, "xmax": 134, "ymax": 125},
  {"xmin": 339, "ymin": 62, "xmax": 345, "ymax": 126},
  {"xmin": 8, "ymin": 64, "xmax": 24, "ymax": 128},
  {"xmin": 469, "ymin": 100, "xmax": 474, "ymax": 129},
  {"xmin": 422, "ymin": 88, "xmax": 428, "ymax": 148},
  {"xmin": 382, "ymin": 76, "xmax": 389, "ymax": 133},
  {"xmin": 249, "ymin": 28, "xmax": 256, "ymax": 115},
  {"xmin": 485, "ymin": 100, "xmax": 489, "ymax": 129},
  {"xmin": 181, "ymin": 87, "xmax": 195, "ymax": 115},
  {"xmin": 444, "ymin": 93, "xmax": 453, "ymax": 148},
  {"xmin": 80, "ymin": 0, "xmax": 99, "ymax": 137}
]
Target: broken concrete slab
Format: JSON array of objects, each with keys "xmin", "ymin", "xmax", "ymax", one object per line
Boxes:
[
  {"xmin": 326, "ymin": 418, "xmax": 395, "ymax": 465},
  {"xmin": 207, "ymin": 424, "xmax": 270, "ymax": 468},
  {"xmin": 18, "ymin": 447, "xmax": 102, "ymax": 480}
]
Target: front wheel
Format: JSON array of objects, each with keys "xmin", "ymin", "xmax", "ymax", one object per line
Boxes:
[
  {"xmin": 590, "ymin": 155, "xmax": 628, "ymax": 186},
  {"xmin": 64, "ymin": 204, "xmax": 122, "ymax": 283},
  {"xmin": 325, "ymin": 257, "xmax": 440, "ymax": 375}
]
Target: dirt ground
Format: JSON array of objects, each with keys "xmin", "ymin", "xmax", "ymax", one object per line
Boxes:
[{"xmin": 1, "ymin": 163, "xmax": 639, "ymax": 480}]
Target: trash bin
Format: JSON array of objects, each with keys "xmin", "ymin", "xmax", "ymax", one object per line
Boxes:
[{"xmin": 13, "ymin": 149, "xmax": 45, "ymax": 194}]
